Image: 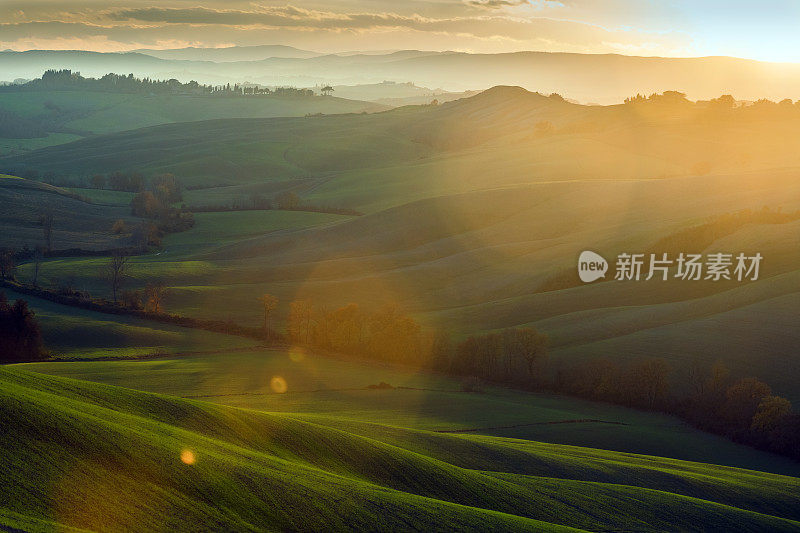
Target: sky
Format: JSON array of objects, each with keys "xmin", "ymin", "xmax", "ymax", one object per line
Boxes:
[{"xmin": 3, "ymin": 1, "xmax": 800, "ymax": 63}]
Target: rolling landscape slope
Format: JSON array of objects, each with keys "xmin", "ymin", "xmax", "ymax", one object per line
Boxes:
[
  {"xmin": 4, "ymin": 4, "xmax": 800, "ymax": 528},
  {"xmin": 5, "ymin": 87, "xmax": 798, "ymax": 400},
  {"xmin": 10, "ymin": 86, "xmax": 800, "ymax": 190},
  {"xmin": 0, "ymin": 90, "xmax": 386, "ymax": 155},
  {"xmin": 1, "ymin": 288, "xmax": 256, "ymax": 360},
  {"xmin": 3, "ymin": 367, "xmax": 800, "ymax": 532},
  {"xmin": 0, "ymin": 175, "xmax": 135, "ymax": 249},
  {"xmin": 1, "ymin": 37, "xmax": 800, "ymax": 530},
  {"xmin": 17, "ymin": 344, "xmax": 800, "ymax": 476}
]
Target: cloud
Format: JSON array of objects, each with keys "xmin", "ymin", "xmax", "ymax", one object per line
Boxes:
[
  {"xmin": 467, "ymin": 0, "xmax": 530, "ymax": 9},
  {"xmin": 107, "ymin": 5, "xmax": 682, "ymax": 45},
  {"xmin": 0, "ymin": 3, "xmax": 689, "ymax": 57}
]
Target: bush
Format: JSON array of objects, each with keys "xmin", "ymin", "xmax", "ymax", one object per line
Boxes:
[
  {"xmin": 0, "ymin": 292, "xmax": 46, "ymax": 362},
  {"xmin": 121, "ymin": 290, "xmax": 143, "ymax": 310},
  {"xmin": 367, "ymin": 382, "xmax": 395, "ymax": 390},
  {"xmin": 112, "ymin": 219, "xmax": 128, "ymax": 234}
]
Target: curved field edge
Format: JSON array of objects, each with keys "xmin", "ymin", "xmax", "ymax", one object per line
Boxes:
[{"xmin": 1, "ymin": 368, "xmax": 798, "ymax": 532}]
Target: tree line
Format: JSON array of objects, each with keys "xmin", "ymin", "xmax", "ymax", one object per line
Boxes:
[
  {"xmin": 270, "ymin": 295, "xmax": 800, "ymax": 461},
  {"xmin": 0, "ymin": 70, "xmax": 318, "ymax": 98},
  {"xmin": 3, "ymin": 255, "xmax": 799, "ymax": 462},
  {"xmin": 625, "ymin": 90, "xmax": 800, "ymax": 117},
  {"xmin": 187, "ymin": 191, "xmax": 363, "ymax": 216}
]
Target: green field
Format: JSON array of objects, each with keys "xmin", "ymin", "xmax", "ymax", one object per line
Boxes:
[
  {"xmin": 165, "ymin": 210, "xmax": 352, "ymax": 254},
  {"xmin": 0, "ymin": 132, "xmax": 83, "ymax": 155},
  {"xmin": 3, "ymin": 87, "xmax": 800, "ymax": 529},
  {"xmin": 17, "ymin": 347, "xmax": 800, "ymax": 477},
  {"xmin": 2, "ymin": 289, "xmax": 256, "ymax": 360},
  {"xmin": 10, "ymin": 282, "xmax": 795, "ymax": 475},
  {"xmin": 0, "ymin": 90, "xmax": 388, "ymax": 155},
  {"xmin": 5, "ymin": 89, "xmax": 800, "ymax": 401},
  {"xmin": 3, "ymin": 367, "xmax": 800, "ymax": 532},
  {"xmin": 67, "ymin": 187, "xmax": 135, "ymax": 206},
  {"xmin": 0, "ymin": 175, "xmax": 134, "ymax": 250}
]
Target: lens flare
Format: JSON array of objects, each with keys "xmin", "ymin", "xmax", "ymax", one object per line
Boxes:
[
  {"xmin": 180, "ymin": 449, "xmax": 196, "ymax": 465},
  {"xmin": 289, "ymin": 347, "xmax": 305, "ymax": 362},
  {"xmin": 270, "ymin": 376, "xmax": 288, "ymax": 393}
]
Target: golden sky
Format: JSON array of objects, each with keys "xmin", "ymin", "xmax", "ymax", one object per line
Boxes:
[{"xmin": 3, "ymin": 1, "xmax": 800, "ymax": 62}]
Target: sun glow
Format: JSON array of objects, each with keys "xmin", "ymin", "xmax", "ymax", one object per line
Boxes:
[{"xmin": 180, "ymin": 449, "xmax": 196, "ymax": 465}]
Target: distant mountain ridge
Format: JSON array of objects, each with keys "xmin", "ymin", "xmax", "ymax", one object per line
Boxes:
[
  {"xmin": 134, "ymin": 45, "xmax": 322, "ymax": 62},
  {"xmin": 3, "ymin": 48, "xmax": 800, "ymax": 103}
]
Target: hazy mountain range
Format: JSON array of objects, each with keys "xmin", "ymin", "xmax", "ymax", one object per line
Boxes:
[{"xmin": 3, "ymin": 47, "xmax": 800, "ymax": 103}]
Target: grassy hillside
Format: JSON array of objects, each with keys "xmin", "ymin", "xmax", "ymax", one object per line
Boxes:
[
  {"xmin": 1, "ymin": 110, "xmax": 433, "ymax": 187},
  {"xmin": 18, "ymin": 347, "xmax": 800, "ymax": 476},
  {"xmin": 2, "ymin": 367, "xmax": 799, "ymax": 531},
  {"xmin": 0, "ymin": 174, "xmax": 135, "ymax": 250},
  {"xmin": 1, "ymin": 289, "xmax": 256, "ymax": 359},
  {"xmin": 0, "ymin": 90, "xmax": 387, "ymax": 155},
  {"xmin": 5, "ymin": 88, "xmax": 800, "ymax": 401},
  {"xmin": 8, "ymin": 86, "xmax": 800, "ymax": 194}
]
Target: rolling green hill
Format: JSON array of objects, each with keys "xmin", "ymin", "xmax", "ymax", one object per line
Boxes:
[
  {"xmin": 0, "ymin": 90, "xmax": 387, "ymax": 155},
  {"xmin": 2, "ymin": 367, "xmax": 799, "ymax": 532},
  {"xmin": 0, "ymin": 175, "xmax": 135, "ymax": 250},
  {"xmin": 17, "ymin": 346, "xmax": 800, "ymax": 476},
  {"xmin": 5, "ymin": 87, "xmax": 800, "ymax": 401},
  {"xmin": 1, "ymin": 288, "xmax": 256, "ymax": 359}
]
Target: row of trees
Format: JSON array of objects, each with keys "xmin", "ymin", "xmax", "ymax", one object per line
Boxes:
[
  {"xmin": 281, "ymin": 298, "xmax": 549, "ymax": 380},
  {"xmin": 555, "ymin": 355, "xmax": 799, "ymax": 458},
  {"xmin": 260, "ymin": 294, "xmax": 800, "ymax": 461},
  {"xmin": 187, "ymin": 190, "xmax": 362, "ymax": 216},
  {"xmin": 1, "ymin": 70, "xmax": 319, "ymax": 98},
  {"xmin": 100, "ymin": 251, "xmax": 168, "ymax": 312},
  {"xmin": 625, "ymin": 90, "xmax": 800, "ymax": 115},
  {"xmin": 86, "ymin": 170, "xmax": 182, "ymax": 194},
  {"xmin": 5, "ymin": 254, "xmax": 798, "ymax": 460}
]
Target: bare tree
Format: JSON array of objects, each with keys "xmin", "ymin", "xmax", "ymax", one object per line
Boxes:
[
  {"xmin": 103, "ymin": 251, "xmax": 129, "ymax": 302},
  {"xmin": 0, "ymin": 248, "xmax": 15, "ymax": 280},
  {"xmin": 145, "ymin": 281, "xmax": 168, "ymax": 313},
  {"xmin": 259, "ymin": 293, "xmax": 279, "ymax": 336},
  {"xmin": 513, "ymin": 328, "xmax": 549, "ymax": 380},
  {"xmin": 275, "ymin": 191, "xmax": 301, "ymax": 210},
  {"xmin": 629, "ymin": 358, "xmax": 671, "ymax": 408},
  {"xmin": 39, "ymin": 212, "xmax": 54, "ymax": 252},
  {"xmin": 31, "ymin": 246, "xmax": 44, "ymax": 287},
  {"xmin": 289, "ymin": 299, "xmax": 313, "ymax": 344}
]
